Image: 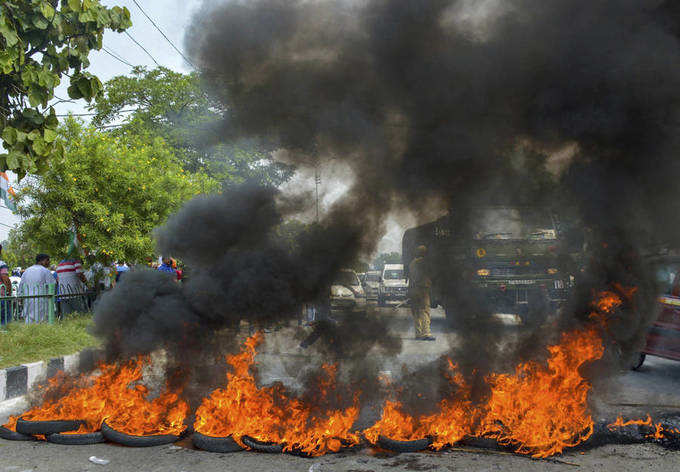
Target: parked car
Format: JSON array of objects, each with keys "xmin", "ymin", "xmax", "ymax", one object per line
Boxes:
[
  {"xmin": 633, "ymin": 257, "xmax": 680, "ymax": 369},
  {"xmin": 363, "ymin": 270, "xmax": 381, "ymax": 300},
  {"xmin": 330, "ymin": 269, "xmax": 366, "ymax": 312},
  {"xmin": 379, "ymin": 264, "xmax": 408, "ymax": 306}
]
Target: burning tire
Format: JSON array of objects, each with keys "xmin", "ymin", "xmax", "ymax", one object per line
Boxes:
[
  {"xmin": 241, "ymin": 435, "xmax": 284, "ymax": 453},
  {"xmin": 46, "ymin": 431, "xmax": 106, "ymax": 445},
  {"xmin": 286, "ymin": 438, "xmax": 362, "ymax": 457},
  {"xmin": 377, "ymin": 435, "xmax": 432, "ymax": 453},
  {"xmin": 101, "ymin": 421, "xmax": 181, "ymax": 447},
  {"xmin": 16, "ymin": 419, "xmax": 85, "ymax": 436},
  {"xmin": 0, "ymin": 426, "xmax": 36, "ymax": 441},
  {"xmin": 192, "ymin": 432, "xmax": 244, "ymax": 453}
]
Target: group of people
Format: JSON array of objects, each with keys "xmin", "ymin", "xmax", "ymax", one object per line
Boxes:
[
  {"xmin": 0, "ymin": 251, "xmax": 184, "ymax": 329},
  {"xmin": 0, "ymin": 250, "xmax": 135, "ymax": 328}
]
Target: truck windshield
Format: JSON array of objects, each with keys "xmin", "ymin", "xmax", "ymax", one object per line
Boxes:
[
  {"xmin": 334, "ymin": 271, "xmax": 360, "ymax": 286},
  {"xmin": 472, "ymin": 208, "xmax": 556, "ymax": 240},
  {"xmin": 384, "ymin": 270, "xmax": 404, "ymax": 280}
]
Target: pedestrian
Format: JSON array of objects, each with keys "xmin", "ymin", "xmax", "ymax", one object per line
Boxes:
[
  {"xmin": 56, "ymin": 256, "xmax": 87, "ymax": 315},
  {"xmin": 115, "ymin": 261, "xmax": 129, "ymax": 282},
  {"xmin": 86, "ymin": 259, "xmax": 115, "ymax": 294},
  {"xmin": 157, "ymin": 256, "xmax": 177, "ymax": 277},
  {"xmin": 408, "ymin": 245, "xmax": 435, "ymax": 341},
  {"xmin": 0, "ymin": 263, "xmax": 12, "ymax": 331},
  {"xmin": 19, "ymin": 254, "xmax": 55, "ymax": 324}
]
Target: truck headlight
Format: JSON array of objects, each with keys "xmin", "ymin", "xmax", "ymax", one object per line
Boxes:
[
  {"xmin": 477, "ymin": 269, "xmax": 490, "ymax": 277},
  {"xmin": 547, "ymin": 268, "xmax": 559, "ymax": 275}
]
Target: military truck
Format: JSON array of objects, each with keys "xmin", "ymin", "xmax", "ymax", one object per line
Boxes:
[{"xmin": 402, "ymin": 207, "xmax": 572, "ymax": 324}]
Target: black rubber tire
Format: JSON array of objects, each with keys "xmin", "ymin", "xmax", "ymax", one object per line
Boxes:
[
  {"xmin": 241, "ymin": 435, "xmax": 284, "ymax": 453},
  {"xmin": 0, "ymin": 426, "xmax": 36, "ymax": 441},
  {"xmin": 192, "ymin": 432, "xmax": 244, "ymax": 453},
  {"xmin": 16, "ymin": 418, "xmax": 84, "ymax": 436},
  {"xmin": 101, "ymin": 421, "xmax": 180, "ymax": 447},
  {"xmin": 631, "ymin": 353, "xmax": 646, "ymax": 371},
  {"xmin": 378, "ymin": 435, "xmax": 432, "ymax": 453},
  {"xmin": 46, "ymin": 431, "xmax": 106, "ymax": 445},
  {"xmin": 286, "ymin": 438, "xmax": 361, "ymax": 457}
]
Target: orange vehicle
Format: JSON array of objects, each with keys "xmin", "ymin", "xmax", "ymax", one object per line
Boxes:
[{"xmin": 634, "ymin": 257, "xmax": 680, "ymax": 369}]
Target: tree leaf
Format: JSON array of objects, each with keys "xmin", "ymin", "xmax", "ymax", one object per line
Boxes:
[
  {"xmin": 43, "ymin": 128, "xmax": 57, "ymax": 143},
  {"xmin": 1, "ymin": 127, "xmax": 17, "ymax": 145},
  {"xmin": 40, "ymin": 3, "xmax": 56, "ymax": 20},
  {"xmin": 6, "ymin": 152, "xmax": 20, "ymax": 170},
  {"xmin": 32, "ymin": 137, "xmax": 48, "ymax": 156},
  {"xmin": 68, "ymin": 0, "xmax": 82, "ymax": 12}
]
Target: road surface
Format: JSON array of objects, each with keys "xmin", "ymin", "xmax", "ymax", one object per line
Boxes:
[{"xmin": 1, "ymin": 305, "xmax": 679, "ymax": 471}]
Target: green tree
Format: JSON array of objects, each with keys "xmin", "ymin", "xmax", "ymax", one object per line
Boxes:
[
  {"xmin": 15, "ymin": 117, "xmax": 217, "ymax": 263},
  {"xmin": 91, "ymin": 66, "xmax": 294, "ymax": 186},
  {"xmin": 372, "ymin": 252, "xmax": 402, "ymax": 271},
  {"xmin": 2, "ymin": 227, "xmax": 37, "ymax": 269},
  {"xmin": 0, "ymin": 0, "xmax": 131, "ymax": 177}
]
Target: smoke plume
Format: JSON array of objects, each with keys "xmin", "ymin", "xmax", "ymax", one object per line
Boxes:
[{"xmin": 93, "ymin": 0, "xmax": 680, "ymax": 414}]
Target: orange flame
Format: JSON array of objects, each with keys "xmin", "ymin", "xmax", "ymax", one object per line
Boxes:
[
  {"xmin": 194, "ymin": 332, "xmax": 361, "ymax": 456},
  {"xmin": 480, "ymin": 328, "xmax": 604, "ymax": 457},
  {"xmin": 608, "ymin": 415, "xmax": 680, "ymax": 440},
  {"xmin": 365, "ymin": 288, "xmax": 632, "ymax": 458},
  {"xmin": 363, "ymin": 360, "xmax": 475, "ymax": 449},
  {"xmin": 3, "ymin": 357, "xmax": 188, "ymax": 436}
]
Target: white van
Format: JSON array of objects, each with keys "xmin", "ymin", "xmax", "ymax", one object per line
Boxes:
[{"xmin": 379, "ymin": 264, "xmax": 408, "ymax": 306}]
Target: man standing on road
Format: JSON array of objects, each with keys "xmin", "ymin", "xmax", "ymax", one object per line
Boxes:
[
  {"xmin": 409, "ymin": 245, "xmax": 435, "ymax": 341},
  {"xmin": 19, "ymin": 254, "xmax": 55, "ymax": 323}
]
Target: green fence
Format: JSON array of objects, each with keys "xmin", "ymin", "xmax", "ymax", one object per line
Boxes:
[{"xmin": 0, "ymin": 283, "xmax": 95, "ymax": 325}]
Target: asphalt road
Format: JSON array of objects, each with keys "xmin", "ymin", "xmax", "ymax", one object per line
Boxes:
[{"xmin": 1, "ymin": 305, "xmax": 679, "ymax": 471}]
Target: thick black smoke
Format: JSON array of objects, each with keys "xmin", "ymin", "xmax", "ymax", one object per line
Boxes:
[{"xmin": 95, "ymin": 0, "xmax": 680, "ymax": 415}]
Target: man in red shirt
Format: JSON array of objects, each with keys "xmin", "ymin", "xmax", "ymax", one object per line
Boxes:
[{"xmin": 57, "ymin": 258, "xmax": 87, "ymax": 315}]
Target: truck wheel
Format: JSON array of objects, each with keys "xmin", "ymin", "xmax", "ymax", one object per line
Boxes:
[{"xmin": 631, "ymin": 353, "xmax": 646, "ymax": 371}]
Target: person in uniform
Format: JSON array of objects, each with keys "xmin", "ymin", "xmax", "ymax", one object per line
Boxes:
[{"xmin": 408, "ymin": 245, "xmax": 435, "ymax": 341}]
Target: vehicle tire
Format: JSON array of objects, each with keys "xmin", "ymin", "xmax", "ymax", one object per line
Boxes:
[
  {"xmin": 101, "ymin": 421, "xmax": 181, "ymax": 447},
  {"xmin": 16, "ymin": 419, "xmax": 84, "ymax": 436},
  {"xmin": 192, "ymin": 432, "xmax": 244, "ymax": 453},
  {"xmin": 286, "ymin": 437, "xmax": 361, "ymax": 457},
  {"xmin": 378, "ymin": 296, "xmax": 384, "ymax": 307},
  {"xmin": 0, "ymin": 426, "xmax": 36, "ymax": 441},
  {"xmin": 241, "ymin": 435, "xmax": 284, "ymax": 453},
  {"xmin": 377, "ymin": 435, "xmax": 432, "ymax": 453},
  {"xmin": 46, "ymin": 431, "xmax": 106, "ymax": 445},
  {"xmin": 631, "ymin": 353, "xmax": 646, "ymax": 371}
]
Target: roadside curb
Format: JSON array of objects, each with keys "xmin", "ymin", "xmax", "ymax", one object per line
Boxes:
[{"xmin": 0, "ymin": 349, "xmax": 104, "ymax": 402}]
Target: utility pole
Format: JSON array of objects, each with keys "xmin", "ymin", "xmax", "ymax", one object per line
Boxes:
[{"xmin": 315, "ymin": 166, "xmax": 321, "ymax": 223}]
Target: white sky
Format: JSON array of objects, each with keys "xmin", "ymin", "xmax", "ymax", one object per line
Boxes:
[{"xmin": 0, "ymin": 0, "xmax": 407, "ymax": 255}]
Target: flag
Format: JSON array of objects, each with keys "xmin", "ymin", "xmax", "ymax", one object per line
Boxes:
[
  {"xmin": 0, "ymin": 172, "xmax": 17, "ymax": 212},
  {"xmin": 66, "ymin": 224, "xmax": 81, "ymax": 257}
]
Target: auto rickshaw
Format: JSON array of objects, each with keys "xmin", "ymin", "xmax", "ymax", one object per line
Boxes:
[{"xmin": 633, "ymin": 257, "xmax": 680, "ymax": 369}]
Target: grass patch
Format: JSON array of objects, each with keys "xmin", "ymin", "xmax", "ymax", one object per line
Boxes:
[{"xmin": 0, "ymin": 313, "xmax": 101, "ymax": 369}]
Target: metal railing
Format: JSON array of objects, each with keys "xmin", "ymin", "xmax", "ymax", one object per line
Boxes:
[{"xmin": 0, "ymin": 283, "xmax": 97, "ymax": 325}]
